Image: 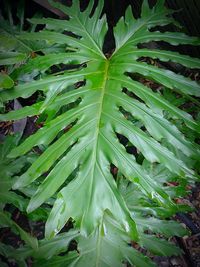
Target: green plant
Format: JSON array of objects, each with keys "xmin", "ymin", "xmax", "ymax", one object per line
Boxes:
[
  {"xmin": 0, "ymin": 0, "xmax": 200, "ymax": 266},
  {"xmin": 0, "ymin": 0, "xmax": 50, "ymax": 93}
]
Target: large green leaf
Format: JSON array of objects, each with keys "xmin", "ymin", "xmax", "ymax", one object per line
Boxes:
[{"xmin": 0, "ymin": 0, "xmax": 200, "ymax": 266}]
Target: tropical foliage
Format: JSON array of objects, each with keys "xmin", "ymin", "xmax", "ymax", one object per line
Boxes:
[{"xmin": 0, "ymin": 0, "xmax": 200, "ymax": 266}]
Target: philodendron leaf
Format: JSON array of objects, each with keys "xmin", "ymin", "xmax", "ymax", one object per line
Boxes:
[
  {"xmin": 32, "ymin": 252, "xmax": 78, "ymax": 267},
  {"xmin": 0, "ymin": 73, "xmax": 14, "ymax": 89},
  {"xmin": 31, "ymin": 213, "xmax": 157, "ymax": 267},
  {"xmin": 0, "ymin": 135, "xmax": 35, "ymax": 211},
  {"xmin": 0, "ymin": 230, "xmax": 79, "ymax": 264},
  {"xmin": 0, "ymin": 0, "xmax": 200, "ymax": 266},
  {"xmin": 135, "ymin": 217, "xmax": 189, "ymax": 238},
  {"xmin": 0, "ymin": 211, "xmax": 38, "ymax": 250},
  {"xmin": 70, "ymin": 213, "xmax": 156, "ymax": 267},
  {"xmin": 0, "ymin": 52, "xmax": 27, "ymax": 65},
  {"xmin": 139, "ymin": 234, "xmax": 182, "ymax": 256}
]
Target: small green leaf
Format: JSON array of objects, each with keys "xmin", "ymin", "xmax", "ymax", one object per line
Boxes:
[
  {"xmin": 0, "ymin": 73, "xmax": 14, "ymax": 89},
  {"xmin": 139, "ymin": 234, "xmax": 182, "ymax": 256},
  {"xmin": 135, "ymin": 217, "xmax": 189, "ymax": 237},
  {"xmin": 0, "ymin": 211, "xmax": 38, "ymax": 250},
  {"xmin": 0, "ymin": 52, "xmax": 27, "ymax": 65}
]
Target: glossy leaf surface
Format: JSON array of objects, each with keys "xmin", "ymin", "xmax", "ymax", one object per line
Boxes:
[{"xmin": 0, "ymin": 0, "xmax": 200, "ymax": 266}]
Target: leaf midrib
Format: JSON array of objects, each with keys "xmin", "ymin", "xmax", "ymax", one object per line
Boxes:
[{"xmin": 82, "ymin": 59, "xmax": 110, "ymax": 243}]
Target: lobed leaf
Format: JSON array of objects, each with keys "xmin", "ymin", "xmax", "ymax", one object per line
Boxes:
[{"xmin": 0, "ymin": 0, "xmax": 199, "ymax": 266}]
